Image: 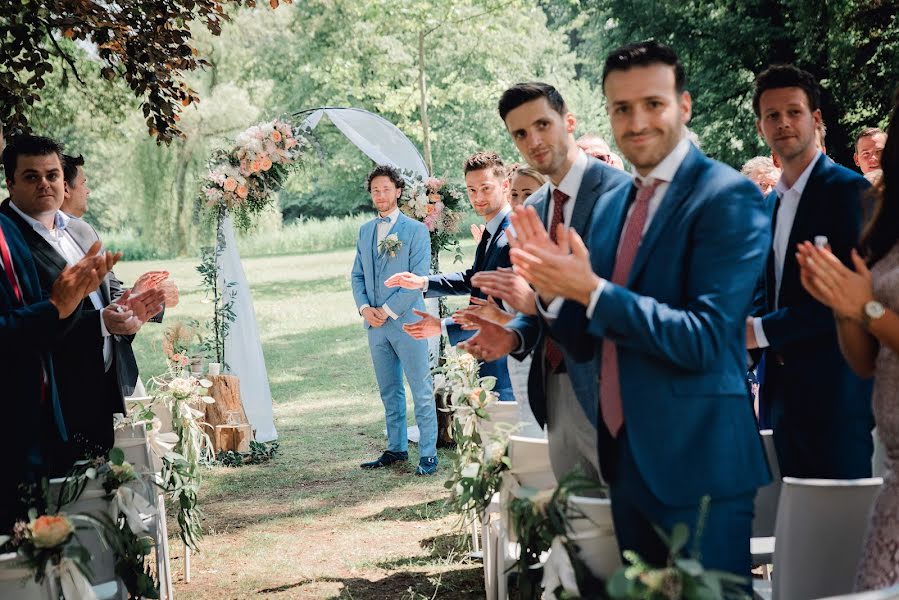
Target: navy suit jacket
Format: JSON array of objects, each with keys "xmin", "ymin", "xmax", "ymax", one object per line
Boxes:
[
  {"xmin": 756, "ymin": 154, "xmax": 874, "ymax": 477},
  {"xmin": 506, "ymin": 157, "xmax": 631, "ymax": 427},
  {"xmin": 426, "ymin": 211, "xmax": 513, "ymax": 395},
  {"xmin": 553, "ymin": 144, "xmax": 772, "ymax": 507},
  {"xmin": 0, "ymin": 214, "xmax": 70, "ymax": 526}
]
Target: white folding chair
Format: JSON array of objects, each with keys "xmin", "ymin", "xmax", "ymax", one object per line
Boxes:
[
  {"xmin": 0, "ymin": 552, "xmax": 51, "ymax": 600},
  {"xmin": 480, "ymin": 401, "xmax": 520, "ymax": 438},
  {"xmin": 566, "ymin": 495, "xmax": 621, "ymax": 580},
  {"xmin": 753, "ymin": 477, "xmax": 882, "ymax": 600},
  {"xmin": 816, "ymin": 583, "xmax": 899, "ymax": 599},
  {"xmin": 752, "ymin": 430, "xmax": 780, "ymax": 573}
]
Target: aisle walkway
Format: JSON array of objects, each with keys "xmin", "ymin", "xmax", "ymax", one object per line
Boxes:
[{"xmin": 118, "ymin": 249, "xmax": 481, "ymax": 599}]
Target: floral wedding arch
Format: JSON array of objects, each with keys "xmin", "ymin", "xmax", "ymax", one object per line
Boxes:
[{"xmin": 201, "ymin": 108, "xmax": 450, "ymax": 442}]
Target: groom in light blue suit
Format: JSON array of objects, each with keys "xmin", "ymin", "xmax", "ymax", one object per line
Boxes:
[{"xmin": 351, "ymin": 165, "xmax": 438, "ymax": 476}]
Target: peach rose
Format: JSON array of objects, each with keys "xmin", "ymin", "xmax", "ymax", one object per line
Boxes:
[
  {"xmin": 223, "ymin": 177, "xmax": 238, "ymax": 192},
  {"xmin": 270, "ymin": 130, "xmax": 282, "ymax": 142},
  {"xmin": 236, "ymin": 184, "xmax": 249, "ymax": 199},
  {"xmin": 30, "ymin": 515, "xmax": 73, "ymax": 548},
  {"xmin": 250, "ymin": 160, "xmax": 261, "ymax": 172},
  {"xmin": 429, "ymin": 193, "xmax": 440, "ymax": 203},
  {"xmin": 260, "ymin": 156, "xmax": 273, "ymax": 171}
]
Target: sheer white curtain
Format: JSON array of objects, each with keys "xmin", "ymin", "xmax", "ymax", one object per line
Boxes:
[{"xmin": 218, "ymin": 108, "xmax": 430, "ymax": 442}]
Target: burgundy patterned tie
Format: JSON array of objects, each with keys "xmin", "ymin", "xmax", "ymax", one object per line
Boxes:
[
  {"xmin": 600, "ymin": 178, "xmax": 661, "ymax": 436},
  {"xmin": 544, "ymin": 188, "xmax": 569, "ymax": 372}
]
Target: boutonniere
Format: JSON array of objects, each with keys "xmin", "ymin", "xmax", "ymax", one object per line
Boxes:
[{"xmin": 378, "ymin": 233, "xmax": 403, "ymax": 258}]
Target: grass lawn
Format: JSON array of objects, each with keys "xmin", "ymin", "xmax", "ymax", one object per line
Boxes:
[{"xmin": 114, "ymin": 242, "xmax": 481, "ymax": 599}]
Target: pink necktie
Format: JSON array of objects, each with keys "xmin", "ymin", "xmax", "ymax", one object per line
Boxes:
[
  {"xmin": 600, "ymin": 178, "xmax": 661, "ymax": 437},
  {"xmin": 544, "ymin": 188, "xmax": 569, "ymax": 372}
]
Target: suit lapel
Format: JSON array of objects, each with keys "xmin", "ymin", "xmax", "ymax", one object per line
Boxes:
[
  {"xmin": 1, "ymin": 205, "xmax": 69, "ymax": 276},
  {"xmin": 65, "ymin": 219, "xmax": 111, "ymax": 304},
  {"xmin": 628, "ymin": 146, "xmax": 704, "ymax": 286},
  {"xmin": 593, "ymin": 184, "xmax": 632, "ymax": 280},
  {"xmin": 377, "ymin": 216, "xmax": 403, "ymax": 268},
  {"xmin": 781, "ymin": 155, "xmax": 828, "ymax": 301},
  {"xmin": 570, "ymin": 161, "xmax": 605, "ymax": 235}
]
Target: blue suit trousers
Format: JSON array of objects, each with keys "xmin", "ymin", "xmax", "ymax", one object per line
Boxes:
[{"xmin": 367, "ymin": 320, "xmax": 437, "ymax": 458}]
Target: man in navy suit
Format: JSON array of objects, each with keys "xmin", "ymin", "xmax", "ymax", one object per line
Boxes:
[
  {"xmin": 350, "ymin": 165, "xmax": 438, "ymax": 476},
  {"xmin": 387, "ymin": 152, "xmax": 515, "ymax": 401},
  {"xmin": 460, "ymin": 82, "xmax": 630, "ymax": 483},
  {"xmin": 1, "ymin": 195, "xmax": 119, "ymax": 527},
  {"xmin": 509, "ymin": 41, "xmax": 771, "ymax": 578},
  {"xmin": 749, "ymin": 65, "xmax": 874, "ymax": 478}
]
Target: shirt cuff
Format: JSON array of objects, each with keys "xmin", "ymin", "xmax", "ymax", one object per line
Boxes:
[
  {"xmin": 421, "ymin": 278, "xmax": 429, "ymax": 293},
  {"xmin": 382, "ymin": 304, "xmax": 398, "ymax": 320},
  {"xmin": 585, "ymin": 279, "xmax": 607, "ymax": 319},
  {"xmin": 509, "ymin": 328, "xmax": 525, "ymax": 355},
  {"xmin": 537, "ymin": 296, "xmax": 564, "ymax": 322},
  {"xmin": 359, "ymin": 303, "xmax": 370, "ymax": 316},
  {"xmin": 752, "ymin": 317, "xmax": 770, "ymax": 349},
  {"xmin": 100, "ymin": 308, "xmax": 111, "ymax": 337}
]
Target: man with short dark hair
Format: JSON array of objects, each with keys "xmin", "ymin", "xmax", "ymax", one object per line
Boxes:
[
  {"xmin": 749, "ymin": 64, "xmax": 874, "ymax": 479},
  {"xmin": 508, "ymin": 40, "xmax": 771, "ymax": 578},
  {"xmin": 461, "ymin": 83, "xmax": 630, "ymax": 483},
  {"xmin": 387, "ymin": 152, "xmax": 515, "ymax": 401},
  {"xmin": 61, "ymin": 154, "xmax": 89, "ymax": 218},
  {"xmin": 351, "ymin": 164, "xmax": 438, "ymax": 475},
  {"xmin": 1, "ymin": 134, "xmax": 165, "ymax": 472},
  {"xmin": 855, "ymin": 127, "xmax": 887, "ymax": 175}
]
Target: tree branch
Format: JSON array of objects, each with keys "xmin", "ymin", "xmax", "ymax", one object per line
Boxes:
[{"xmin": 44, "ymin": 23, "xmax": 85, "ymax": 85}]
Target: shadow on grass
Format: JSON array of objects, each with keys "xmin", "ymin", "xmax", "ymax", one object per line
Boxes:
[
  {"xmin": 365, "ymin": 498, "xmax": 452, "ymax": 523},
  {"xmin": 374, "ymin": 532, "xmax": 472, "ymax": 570},
  {"xmin": 254, "ymin": 565, "xmax": 483, "ymax": 599}
]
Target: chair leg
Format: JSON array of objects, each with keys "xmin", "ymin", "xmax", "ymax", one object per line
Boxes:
[
  {"xmin": 470, "ymin": 509, "xmax": 480, "ymax": 554},
  {"xmin": 184, "ymin": 544, "xmax": 191, "ymax": 583},
  {"xmin": 761, "ymin": 563, "xmax": 771, "ymax": 581}
]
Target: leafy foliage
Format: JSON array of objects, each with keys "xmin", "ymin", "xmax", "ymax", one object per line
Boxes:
[
  {"xmin": 208, "ymin": 440, "xmax": 280, "ymax": 467},
  {"xmin": 0, "ymin": 0, "xmax": 292, "ymax": 144}
]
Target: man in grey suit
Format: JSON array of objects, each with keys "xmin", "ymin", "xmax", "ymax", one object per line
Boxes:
[
  {"xmin": 462, "ymin": 83, "xmax": 631, "ymax": 483},
  {"xmin": 1, "ymin": 134, "xmax": 164, "ymax": 472}
]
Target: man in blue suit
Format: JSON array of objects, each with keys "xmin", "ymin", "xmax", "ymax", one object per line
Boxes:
[
  {"xmin": 1, "ymin": 193, "xmax": 119, "ymax": 527},
  {"xmin": 749, "ymin": 65, "xmax": 874, "ymax": 478},
  {"xmin": 460, "ymin": 82, "xmax": 630, "ymax": 483},
  {"xmin": 351, "ymin": 165, "xmax": 438, "ymax": 476},
  {"xmin": 509, "ymin": 41, "xmax": 771, "ymax": 579},
  {"xmin": 386, "ymin": 152, "xmax": 515, "ymax": 401}
]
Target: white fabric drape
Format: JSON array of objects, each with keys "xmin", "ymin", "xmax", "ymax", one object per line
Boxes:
[{"xmin": 218, "ymin": 108, "xmax": 430, "ymax": 442}]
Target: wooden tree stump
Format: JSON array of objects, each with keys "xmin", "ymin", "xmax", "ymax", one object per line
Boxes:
[{"xmin": 204, "ymin": 374, "xmax": 253, "ymax": 452}]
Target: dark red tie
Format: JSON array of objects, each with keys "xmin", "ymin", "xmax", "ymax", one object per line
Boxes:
[
  {"xmin": 600, "ymin": 178, "xmax": 661, "ymax": 436},
  {"xmin": 544, "ymin": 188, "xmax": 569, "ymax": 372},
  {"xmin": 0, "ymin": 224, "xmax": 23, "ymax": 304}
]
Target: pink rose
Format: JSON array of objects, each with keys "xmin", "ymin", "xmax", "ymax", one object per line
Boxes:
[{"xmin": 223, "ymin": 178, "xmax": 238, "ymax": 192}]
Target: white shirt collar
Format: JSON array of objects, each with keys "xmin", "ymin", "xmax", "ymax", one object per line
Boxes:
[
  {"xmin": 9, "ymin": 201, "xmax": 67, "ymax": 235},
  {"xmin": 774, "ymin": 151, "xmax": 822, "ymax": 198},
  {"xmin": 633, "ymin": 136, "xmax": 692, "ymax": 185},
  {"xmin": 486, "ymin": 203, "xmax": 512, "ymax": 237},
  {"xmin": 378, "ymin": 207, "xmax": 400, "ymax": 224},
  {"xmin": 551, "ymin": 150, "xmax": 588, "ymax": 199}
]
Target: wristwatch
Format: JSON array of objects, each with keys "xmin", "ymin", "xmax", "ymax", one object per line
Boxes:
[{"xmin": 862, "ymin": 300, "xmax": 886, "ymax": 328}]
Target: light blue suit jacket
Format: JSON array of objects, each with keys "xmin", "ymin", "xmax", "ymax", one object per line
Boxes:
[
  {"xmin": 554, "ymin": 144, "xmax": 772, "ymax": 506},
  {"xmin": 351, "ymin": 213, "xmax": 431, "ymax": 328}
]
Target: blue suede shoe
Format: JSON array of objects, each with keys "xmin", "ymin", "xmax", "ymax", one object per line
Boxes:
[
  {"xmin": 361, "ymin": 450, "xmax": 408, "ymax": 469},
  {"xmin": 415, "ymin": 456, "xmax": 438, "ymax": 476}
]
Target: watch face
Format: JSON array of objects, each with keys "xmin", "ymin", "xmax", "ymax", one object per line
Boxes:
[{"xmin": 866, "ymin": 301, "xmax": 886, "ymax": 319}]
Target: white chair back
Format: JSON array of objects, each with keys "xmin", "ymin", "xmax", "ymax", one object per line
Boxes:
[
  {"xmin": 772, "ymin": 477, "xmax": 882, "ymax": 600},
  {"xmin": 753, "ymin": 429, "xmax": 781, "ymax": 538},
  {"xmin": 480, "ymin": 401, "xmax": 520, "ymax": 438},
  {"xmin": 507, "ymin": 435, "xmax": 556, "ymax": 490},
  {"xmin": 0, "ymin": 552, "xmax": 51, "ymax": 600},
  {"xmin": 816, "ymin": 583, "xmax": 899, "ymax": 599},
  {"xmin": 566, "ymin": 495, "xmax": 621, "ymax": 579}
]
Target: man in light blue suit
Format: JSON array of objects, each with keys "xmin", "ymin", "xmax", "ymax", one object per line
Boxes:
[
  {"xmin": 509, "ymin": 42, "xmax": 771, "ymax": 581},
  {"xmin": 351, "ymin": 165, "xmax": 438, "ymax": 476},
  {"xmin": 386, "ymin": 152, "xmax": 515, "ymax": 401}
]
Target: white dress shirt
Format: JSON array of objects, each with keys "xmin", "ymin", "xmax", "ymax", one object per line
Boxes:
[
  {"xmin": 752, "ymin": 151, "xmax": 822, "ymax": 348},
  {"xmin": 9, "ymin": 202, "xmax": 112, "ymax": 367},
  {"xmin": 360, "ymin": 208, "xmax": 401, "ymax": 320}
]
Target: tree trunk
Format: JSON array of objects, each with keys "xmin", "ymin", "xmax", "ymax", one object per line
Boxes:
[{"xmin": 418, "ymin": 30, "xmax": 433, "ymax": 175}]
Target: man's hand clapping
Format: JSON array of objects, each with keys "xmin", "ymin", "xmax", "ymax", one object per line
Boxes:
[
  {"xmin": 49, "ymin": 241, "xmax": 122, "ymax": 319},
  {"xmin": 453, "ymin": 296, "xmax": 514, "ymax": 330},
  {"xmin": 471, "ymin": 268, "xmax": 537, "ymax": 315}
]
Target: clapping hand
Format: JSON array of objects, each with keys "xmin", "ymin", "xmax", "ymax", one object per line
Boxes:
[
  {"xmin": 384, "ymin": 272, "xmax": 427, "ymax": 290},
  {"xmin": 471, "ymin": 268, "xmax": 537, "ymax": 315},
  {"xmin": 50, "ymin": 241, "xmax": 122, "ymax": 319},
  {"xmin": 797, "ymin": 242, "xmax": 874, "ymax": 321},
  {"xmin": 402, "ymin": 309, "xmax": 442, "ymax": 339},
  {"xmin": 458, "ymin": 314, "xmax": 518, "ymax": 362},
  {"xmin": 454, "ymin": 296, "xmax": 514, "ymax": 330},
  {"xmin": 509, "ymin": 206, "xmax": 599, "ymax": 306},
  {"xmin": 132, "ymin": 270, "xmax": 169, "ymax": 295}
]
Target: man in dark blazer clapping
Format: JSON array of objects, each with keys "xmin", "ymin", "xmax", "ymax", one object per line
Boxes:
[{"xmin": 749, "ymin": 65, "xmax": 874, "ymax": 478}]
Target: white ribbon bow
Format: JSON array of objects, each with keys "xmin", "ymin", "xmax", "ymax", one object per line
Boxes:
[
  {"xmin": 146, "ymin": 418, "xmax": 180, "ymax": 459},
  {"xmin": 110, "ymin": 484, "xmax": 157, "ymax": 534},
  {"xmin": 541, "ymin": 536, "xmax": 580, "ymax": 599},
  {"xmin": 52, "ymin": 557, "xmax": 98, "ymax": 600}
]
